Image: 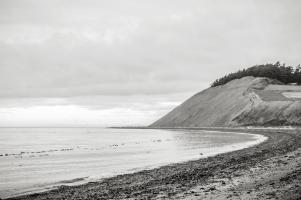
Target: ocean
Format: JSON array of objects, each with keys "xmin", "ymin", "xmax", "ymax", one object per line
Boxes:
[{"xmin": 0, "ymin": 128, "xmax": 266, "ymax": 198}]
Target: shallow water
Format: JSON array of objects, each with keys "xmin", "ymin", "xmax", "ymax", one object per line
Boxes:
[{"xmin": 0, "ymin": 128, "xmax": 266, "ymax": 198}]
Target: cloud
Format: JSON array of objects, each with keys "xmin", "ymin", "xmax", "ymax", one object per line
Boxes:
[
  {"xmin": 0, "ymin": 105, "xmax": 158, "ymax": 127},
  {"xmin": 0, "ymin": 1, "xmax": 301, "ymax": 97},
  {"xmin": 0, "ymin": 94, "xmax": 183, "ymax": 126},
  {"xmin": 0, "ymin": 0, "xmax": 300, "ymax": 98}
]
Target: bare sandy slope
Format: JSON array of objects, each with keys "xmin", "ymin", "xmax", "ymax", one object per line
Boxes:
[
  {"xmin": 150, "ymin": 76, "xmax": 301, "ymax": 127},
  {"xmin": 7, "ymin": 128, "xmax": 301, "ymax": 200}
]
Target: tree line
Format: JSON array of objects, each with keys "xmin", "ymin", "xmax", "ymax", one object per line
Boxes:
[{"xmin": 211, "ymin": 62, "xmax": 301, "ymax": 87}]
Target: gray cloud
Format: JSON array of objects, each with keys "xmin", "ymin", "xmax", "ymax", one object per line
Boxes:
[{"xmin": 0, "ymin": 0, "xmax": 301, "ymax": 98}]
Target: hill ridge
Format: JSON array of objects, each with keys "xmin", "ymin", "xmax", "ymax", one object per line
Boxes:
[{"xmin": 150, "ymin": 76, "xmax": 301, "ymax": 127}]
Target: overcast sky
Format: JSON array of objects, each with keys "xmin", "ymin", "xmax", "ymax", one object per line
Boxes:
[{"xmin": 0, "ymin": 0, "xmax": 300, "ymax": 126}]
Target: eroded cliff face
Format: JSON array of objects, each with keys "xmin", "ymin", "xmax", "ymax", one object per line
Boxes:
[{"xmin": 150, "ymin": 76, "xmax": 301, "ymax": 127}]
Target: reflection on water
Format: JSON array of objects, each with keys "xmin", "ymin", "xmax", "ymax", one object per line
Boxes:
[{"xmin": 0, "ymin": 128, "xmax": 266, "ymax": 198}]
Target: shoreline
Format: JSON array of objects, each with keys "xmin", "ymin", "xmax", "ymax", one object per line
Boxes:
[
  {"xmin": 6, "ymin": 128, "xmax": 301, "ymax": 200},
  {"xmin": 0, "ymin": 128, "xmax": 266, "ymax": 199}
]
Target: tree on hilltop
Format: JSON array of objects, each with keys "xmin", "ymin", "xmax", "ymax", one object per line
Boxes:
[{"xmin": 211, "ymin": 62, "xmax": 301, "ymax": 87}]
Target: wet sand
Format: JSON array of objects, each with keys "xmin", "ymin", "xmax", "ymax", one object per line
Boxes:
[{"xmin": 6, "ymin": 128, "xmax": 301, "ymax": 200}]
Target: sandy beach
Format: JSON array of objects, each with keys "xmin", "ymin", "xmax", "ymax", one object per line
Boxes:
[{"xmin": 6, "ymin": 128, "xmax": 301, "ymax": 200}]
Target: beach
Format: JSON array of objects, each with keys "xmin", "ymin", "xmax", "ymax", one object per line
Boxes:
[
  {"xmin": 6, "ymin": 128, "xmax": 301, "ymax": 200},
  {"xmin": 0, "ymin": 128, "xmax": 264, "ymax": 198}
]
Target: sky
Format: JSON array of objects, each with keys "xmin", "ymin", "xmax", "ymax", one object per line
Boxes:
[{"xmin": 0, "ymin": 0, "xmax": 301, "ymax": 127}]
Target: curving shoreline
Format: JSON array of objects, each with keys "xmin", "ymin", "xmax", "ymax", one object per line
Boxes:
[{"xmin": 6, "ymin": 128, "xmax": 301, "ymax": 200}]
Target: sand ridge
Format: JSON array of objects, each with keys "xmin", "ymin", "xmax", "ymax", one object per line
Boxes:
[{"xmin": 150, "ymin": 77, "xmax": 301, "ymax": 127}]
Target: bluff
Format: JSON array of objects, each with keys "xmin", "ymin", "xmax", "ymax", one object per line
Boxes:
[{"xmin": 150, "ymin": 76, "xmax": 301, "ymax": 127}]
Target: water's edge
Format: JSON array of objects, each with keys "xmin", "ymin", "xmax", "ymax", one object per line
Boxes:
[{"xmin": 3, "ymin": 128, "xmax": 268, "ymax": 199}]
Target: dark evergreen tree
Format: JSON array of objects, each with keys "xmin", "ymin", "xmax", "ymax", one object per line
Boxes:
[{"xmin": 211, "ymin": 62, "xmax": 301, "ymax": 87}]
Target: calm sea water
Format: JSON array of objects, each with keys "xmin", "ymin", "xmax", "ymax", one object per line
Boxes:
[{"xmin": 0, "ymin": 128, "xmax": 266, "ymax": 198}]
